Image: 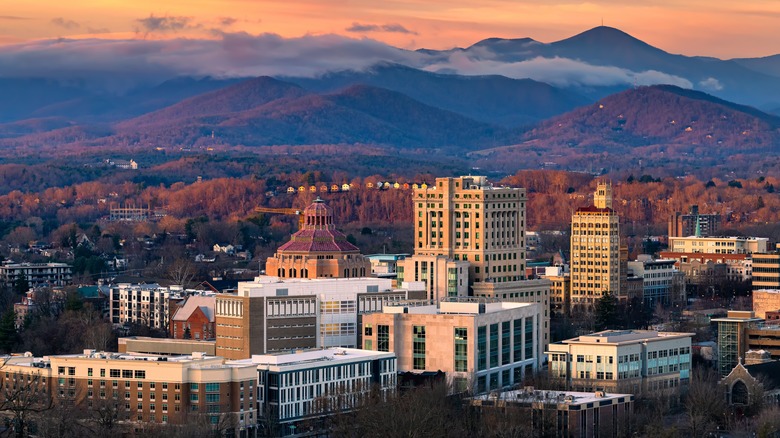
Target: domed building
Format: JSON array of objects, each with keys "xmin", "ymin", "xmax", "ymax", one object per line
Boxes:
[{"xmin": 265, "ymin": 198, "xmax": 371, "ymax": 279}]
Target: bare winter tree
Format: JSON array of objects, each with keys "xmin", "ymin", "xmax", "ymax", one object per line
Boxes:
[
  {"xmin": 167, "ymin": 258, "xmax": 197, "ymax": 288},
  {"xmin": 0, "ymin": 362, "xmax": 54, "ymax": 438}
]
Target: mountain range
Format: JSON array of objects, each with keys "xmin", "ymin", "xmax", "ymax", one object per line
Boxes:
[{"xmin": 1, "ymin": 26, "xmax": 780, "ymax": 177}]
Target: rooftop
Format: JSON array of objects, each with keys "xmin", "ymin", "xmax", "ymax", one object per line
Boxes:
[
  {"xmin": 246, "ymin": 348, "xmax": 394, "ymax": 368},
  {"xmin": 556, "ymin": 330, "xmax": 693, "ymax": 345},
  {"xmin": 383, "ymin": 300, "xmax": 535, "ymax": 315},
  {"xmin": 471, "ymin": 388, "xmax": 633, "ymax": 406}
]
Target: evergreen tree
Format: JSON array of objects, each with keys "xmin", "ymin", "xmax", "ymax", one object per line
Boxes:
[
  {"xmin": 594, "ymin": 291, "xmax": 619, "ymax": 331},
  {"xmin": 0, "ymin": 309, "xmax": 19, "ymax": 353}
]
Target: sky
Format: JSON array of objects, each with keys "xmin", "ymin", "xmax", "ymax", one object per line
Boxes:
[{"xmin": 1, "ymin": 0, "xmax": 780, "ymax": 58}]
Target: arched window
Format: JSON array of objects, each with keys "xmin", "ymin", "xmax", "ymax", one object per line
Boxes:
[{"xmin": 731, "ymin": 380, "xmax": 749, "ymax": 405}]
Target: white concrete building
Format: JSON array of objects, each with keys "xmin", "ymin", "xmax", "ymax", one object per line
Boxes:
[
  {"xmin": 547, "ymin": 330, "xmax": 693, "ymax": 393},
  {"xmin": 362, "ymin": 299, "xmax": 544, "ymax": 393},
  {"xmin": 247, "ymin": 348, "xmax": 396, "ymax": 436},
  {"xmin": 668, "ymin": 236, "xmax": 768, "ymax": 255}
]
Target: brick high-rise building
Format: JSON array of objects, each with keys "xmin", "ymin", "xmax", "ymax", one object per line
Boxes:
[{"xmin": 570, "ymin": 182, "xmax": 620, "ymax": 307}]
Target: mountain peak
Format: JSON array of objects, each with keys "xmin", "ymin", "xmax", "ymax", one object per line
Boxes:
[{"xmin": 556, "ymin": 26, "xmax": 654, "ymax": 50}]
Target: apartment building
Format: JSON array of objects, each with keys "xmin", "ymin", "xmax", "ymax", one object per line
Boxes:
[
  {"xmin": 0, "ymin": 262, "xmax": 72, "ymax": 287},
  {"xmin": 753, "ymin": 290, "xmax": 780, "ymax": 320},
  {"xmin": 243, "ymin": 348, "xmax": 396, "ymax": 436},
  {"xmin": 109, "ymin": 283, "xmax": 172, "ymax": 332},
  {"xmin": 215, "ymin": 277, "xmax": 425, "ymax": 359},
  {"xmin": 362, "ymin": 299, "xmax": 543, "ymax": 393},
  {"xmin": 547, "ymin": 330, "xmax": 693, "ymax": 393},
  {"xmin": 570, "ymin": 183, "xmax": 620, "ymax": 306},
  {"xmin": 1, "ymin": 351, "xmax": 258, "ymax": 435}
]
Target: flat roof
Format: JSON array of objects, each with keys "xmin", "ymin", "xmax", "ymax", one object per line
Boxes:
[
  {"xmin": 471, "ymin": 389, "xmax": 633, "ymax": 406},
  {"xmin": 383, "ymin": 300, "xmax": 535, "ymax": 315},
  {"xmin": 247, "ymin": 348, "xmax": 394, "ymax": 368},
  {"xmin": 555, "ymin": 330, "xmax": 693, "ymax": 345}
]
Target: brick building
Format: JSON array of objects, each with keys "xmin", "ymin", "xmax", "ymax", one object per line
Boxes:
[{"xmin": 170, "ymin": 295, "xmax": 216, "ymax": 340}]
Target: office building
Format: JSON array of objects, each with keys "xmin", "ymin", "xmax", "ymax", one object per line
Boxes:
[
  {"xmin": 397, "ymin": 254, "xmax": 469, "ymax": 302},
  {"xmin": 547, "ymin": 330, "xmax": 693, "ymax": 393},
  {"xmin": 752, "ymin": 250, "xmax": 780, "ymax": 291},
  {"xmin": 713, "ymin": 311, "xmax": 764, "ymax": 377},
  {"xmin": 215, "ymin": 277, "xmax": 425, "ymax": 360},
  {"xmin": 265, "ymin": 198, "xmax": 371, "ymax": 280},
  {"xmin": 470, "ymin": 389, "xmax": 634, "ymax": 438},
  {"xmin": 411, "ymin": 175, "xmax": 527, "ymax": 287},
  {"xmin": 626, "ymin": 256, "xmax": 680, "ymax": 307},
  {"xmin": 667, "ymin": 236, "xmax": 767, "ymax": 255},
  {"xmin": 246, "ymin": 348, "xmax": 396, "ymax": 436},
  {"xmin": 362, "ymin": 299, "xmax": 543, "ymax": 393},
  {"xmin": 570, "ymin": 182, "xmax": 620, "ymax": 307},
  {"xmin": 1, "ymin": 350, "xmax": 258, "ymax": 435},
  {"xmin": 407, "ymin": 175, "xmax": 550, "ymax": 349},
  {"xmin": 668, "ymin": 205, "xmax": 721, "ymax": 238}
]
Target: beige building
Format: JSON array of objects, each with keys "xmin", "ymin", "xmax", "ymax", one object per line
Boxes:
[
  {"xmin": 362, "ymin": 300, "xmax": 543, "ymax": 393},
  {"xmin": 542, "ymin": 267, "xmax": 570, "ymax": 316},
  {"xmin": 1, "ymin": 350, "xmax": 258, "ymax": 434},
  {"xmin": 397, "ymin": 254, "xmax": 469, "ymax": 302},
  {"xmin": 547, "ymin": 330, "xmax": 693, "ymax": 393},
  {"xmin": 668, "ymin": 236, "xmax": 768, "ymax": 255},
  {"xmin": 408, "ymin": 175, "xmax": 550, "ymax": 350},
  {"xmin": 753, "ymin": 290, "xmax": 780, "ymax": 319},
  {"xmin": 215, "ymin": 277, "xmax": 425, "ymax": 359},
  {"xmin": 412, "ymin": 175, "xmax": 527, "ymax": 287},
  {"xmin": 752, "ymin": 251, "xmax": 780, "ymax": 291},
  {"xmin": 265, "ymin": 198, "xmax": 371, "ymax": 280},
  {"xmin": 118, "ymin": 336, "xmax": 217, "ymax": 356},
  {"xmin": 570, "ymin": 183, "xmax": 620, "ymax": 307}
]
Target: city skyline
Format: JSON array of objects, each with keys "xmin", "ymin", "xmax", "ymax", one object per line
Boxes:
[{"xmin": 1, "ymin": 1, "xmax": 780, "ymax": 58}]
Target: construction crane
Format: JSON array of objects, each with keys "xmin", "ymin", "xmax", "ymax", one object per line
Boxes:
[{"xmin": 254, "ymin": 206, "xmax": 305, "ymax": 230}]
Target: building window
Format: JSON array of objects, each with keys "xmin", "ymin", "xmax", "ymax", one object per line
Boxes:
[
  {"xmin": 524, "ymin": 318, "xmax": 534, "ymax": 360},
  {"xmin": 454, "ymin": 328, "xmax": 468, "ymax": 372},
  {"xmin": 501, "ymin": 321, "xmax": 510, "ymax": 366},
  {"xmin": 489, "ymin": 324, "xmax": 499, "ymax": 368},
  {"xmin": 478, "ymin": 326, "xmax": 487, "ymax": 371},
  {"xmin": 413, "ymin": 325, "xmax": 426, "ymax": 370},
  {"xmin": 377, "ymin": 325, "xmax": 390, "ymax": 352}
]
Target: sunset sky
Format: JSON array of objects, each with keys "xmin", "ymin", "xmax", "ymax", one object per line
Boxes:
[{"xmin": 1, "ymin": 0, "xmax": 780, "ymax": 58}]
